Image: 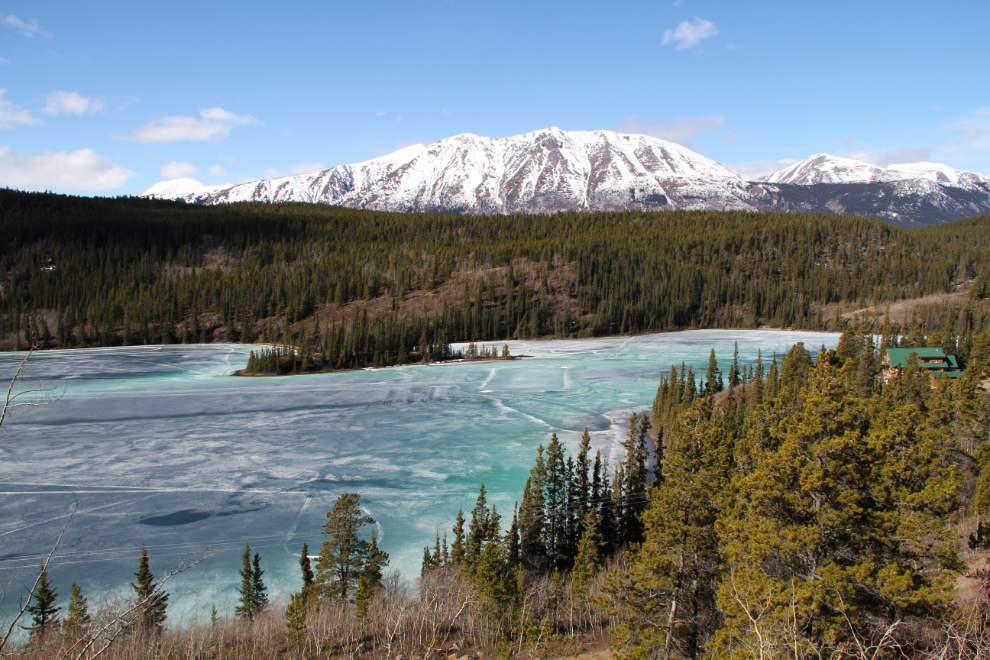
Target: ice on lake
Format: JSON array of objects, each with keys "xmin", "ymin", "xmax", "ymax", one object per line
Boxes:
[{"xmin": 0, "ymin": 329, "xmax": 837, "ymax": 624}]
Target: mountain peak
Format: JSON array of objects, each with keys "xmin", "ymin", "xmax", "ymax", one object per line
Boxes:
[{"xmin": 139, "ymin": 128, "xmax": 990, "ymax": 227}]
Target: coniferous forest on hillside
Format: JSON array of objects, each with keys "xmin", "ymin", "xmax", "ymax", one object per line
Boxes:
[
  {"xmin": 3, "ymin": 188, "xmax": 990, "ymax": 365},
  {"xmin": 5, "ymin": 189, "xmax": 990, "ymax": 659}
]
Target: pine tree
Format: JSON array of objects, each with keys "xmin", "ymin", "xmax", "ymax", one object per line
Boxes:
[
  {"xmin": 26, "ymin": 563, "xmax": 60, "ymax": 639},
  {"xmin": 713, "ymin": 356, "xmax": 961, "ymax": 657},
  {"xmin": 61, "ymin": 582, "xmax": 90, "ymax": 639},
  {"xmin": 131, "ymin": 544, "xmax": 167, "ymax": 633},
  {"xmin": 315, "ymin": 493, "xmax": 375, "ymax": 601}
]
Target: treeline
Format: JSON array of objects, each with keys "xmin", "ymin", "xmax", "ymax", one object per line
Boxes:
[{"xmin": 3, "ymin": 189, "xmax": 990, "ymax": 360}]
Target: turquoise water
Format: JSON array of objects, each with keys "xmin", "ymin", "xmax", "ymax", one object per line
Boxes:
[{"xmin": 0, "ymin": 330, "xmax": 837, "ymax": 624}]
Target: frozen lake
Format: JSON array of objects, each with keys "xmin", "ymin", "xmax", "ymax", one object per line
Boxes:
[{"xmin": 0, "ymin": 329, "xmax": 837, "ymax": 625}]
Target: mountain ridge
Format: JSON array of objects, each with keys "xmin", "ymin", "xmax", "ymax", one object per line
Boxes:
[{"xmin": 141, "ymin": 128, "xmax": 990, "ymax": 228}]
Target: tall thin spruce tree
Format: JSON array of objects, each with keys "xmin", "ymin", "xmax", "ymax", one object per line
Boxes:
[
  {"xmin": 26, "ymin": 563, "xmax": 60, "ymax": 639},
  {"xmin": 131, "ymin": 544, "xmax": 167, "ymax": 633}
]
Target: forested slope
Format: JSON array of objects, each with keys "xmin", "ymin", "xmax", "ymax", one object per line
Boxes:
[{"xmin": 2, "ymin": 189, "xmax": 989, "ymax": 363}]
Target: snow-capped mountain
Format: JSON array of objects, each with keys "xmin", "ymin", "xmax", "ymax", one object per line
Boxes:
[
  {"xmin": 754, "ymin": 154, "xmax": 990, "ymax": 226},
  {"xmin": 141, "ymin": 128, "xmax": 990, "ymax": 227},
  {"xmin": 143, "ymin": 128, "xmax": 758, "ymax": 214}
]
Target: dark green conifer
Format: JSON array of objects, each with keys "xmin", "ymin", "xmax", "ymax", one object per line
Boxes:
[
  {"xmin": 26, "ymin": 563, "xmax": 59, "ymax": 639},
  {"xmin": 131, "ymin": 544, "xmax": 167, "ymax": 633}
]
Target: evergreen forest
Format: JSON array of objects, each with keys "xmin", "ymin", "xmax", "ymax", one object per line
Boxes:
[{"xmin": 3, "ymin": 188, "xmax": 990, "ymax": 370}]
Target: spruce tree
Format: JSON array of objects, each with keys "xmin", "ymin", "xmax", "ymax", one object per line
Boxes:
[
  {"xmin": 451, "ymin": 509, "xmax": 466, "ymax": 566},
  {"xmin": 620, "ymin": 413, "xmax": 650, "ymax": 546},
  {"xmin": 728, "ymin": 341, "xmax": 740, "ymax": 389},
  {"xmin": 570, "ymin": 509, "xmax": 602, "ymax": 599},
  {"xmin": 236, "ymin": 543, "xmax": 256, "ymax": 620},
  {"xmin": 251, "ymin": 551, "xmax": 268, "ymax": 613},
  {"xmin": 543, "ymin": 435, "xmax": 569, "ymax": 568},
  {"xmin": 465, "ymin": 484, "xmax": 492, "ymax": 565},
  {"xmin": 315, "ymin": 493, "xmax": 375, "ymax": 601},
  {"xmin": 131, "ymin": 544, "xmax": 167, "ymax": 633},
  {"xmin": 61, "ymin": 582, "xmax": 90, "ymax": 639},
  {"xmin": 605, "ymin": 399, "xmax": 730, "ymax": 660},
  {"xmin": 285, "ymin": 591, "xmax": 308, "ymax": 649},
  {"xmin": 355, "ymin": 532, "xmax": 388, "ymax": 620},
  {"xmin": 26, "ymin": 563, "xmax": 60, "ymax": 639},
  {"xmin": 299, "ymin": 542, "xmax": 314, "ymax": 592},
  {"xmin": 704, "ymin": 348, "xmax": 722, "ymax": 396},
  {"xmin": 518, "ymin": 447, "xmax": 547, "ymax": 569}
]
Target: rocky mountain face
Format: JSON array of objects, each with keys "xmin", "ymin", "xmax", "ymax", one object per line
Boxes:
[{"xmin": 141, "ymin": 128, "xmax": 990, "ymax": 228}]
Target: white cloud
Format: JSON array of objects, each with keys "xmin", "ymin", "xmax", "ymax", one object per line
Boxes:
[
  {"xmin": 730, "ymin": 158, "xmax": 799, "ymax": 179},
  {"xmin": 208, "ymin": 164, "xmax": 226, "ymax": 176},
  {"xmin": 117, "ymin": 97, "xmax": 139, "ymax": 111},
  {"xmin": 262, "ymin": 167, "xmax": 282, "ymax": 178},
  {"xmin": 117, "ymin": 107, "xmax": 259, "ymax": 143},
  {"xmin": 0, "ymin": 88, "xmax": 41, "ymax": 129},
  {"xmin": 616, "ymin": 114, "xmax": 733, "ymax": 148},
  {"xmin": 290, "ymin": 161, "xmax": 324, "ymax": 174},
  {"xmin": 43, "ymin": 91, "xmax": 104, "ymax": 115},
  {"xmin": 376, "ymin": 111, "xmax": 386, "ymax": 116},
  {"xmin": 662, "ymin": 17, "xmax": 718, "ymax": 50},
  {"xmin": 0, "ymin": 146, "xmax": 134, "ymax": 190},
  {"xmin": 160, "ymin": 161, "xmax": 199, "ymax": 178},
  {"xmin": 1, "ymin": 15, "xmax": 48, "ymax": 38}
]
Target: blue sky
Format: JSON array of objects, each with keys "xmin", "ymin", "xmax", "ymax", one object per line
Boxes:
[{"xmin": 1, "ymin": 0, "xmax": 988, "ymax": 195}]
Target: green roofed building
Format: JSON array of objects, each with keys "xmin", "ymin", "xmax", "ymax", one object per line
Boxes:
[{"xmin": 882, "ymin": 347, "xmax": 961, "ymax": 385}]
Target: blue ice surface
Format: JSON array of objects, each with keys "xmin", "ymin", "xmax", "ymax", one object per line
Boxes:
[{"xmin": 0, "ymin": 329, "xmax": 838, "ymax": 625}]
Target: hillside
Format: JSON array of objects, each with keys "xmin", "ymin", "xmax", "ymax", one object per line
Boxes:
[{"xmin": 2, "ymin": 188, "xmax": 989, "ymax": 362}]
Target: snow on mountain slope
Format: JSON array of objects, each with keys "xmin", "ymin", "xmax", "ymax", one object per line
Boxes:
[
  {"xmin": 141, "ymin": 128, "xmax": 758, "ymax": 213},
  {"xmin": 762, "ymin": 154, "xmax": 990, "ymax": 191},
  {"xmin": 761, "ymin": 154, "xmax": 897, "ymax": 185},
  {"xmin": 142, "ymin": 178, "xmax": 229, "ymax": 199},
  {"xmin": 140, "ymin": 130, "xmax": 990, "ymax": 226}
]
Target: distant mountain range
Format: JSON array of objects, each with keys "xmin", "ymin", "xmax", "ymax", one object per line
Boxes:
[{"xmin": 141, "ymin": 128, "xmax": 990, "ymax": 227}]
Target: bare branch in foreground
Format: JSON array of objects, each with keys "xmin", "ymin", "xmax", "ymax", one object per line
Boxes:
[
  {"xmin": 0, "ymin": 344, "xmax": 65, "ymax": 440},
  {"xmin": 0, "ymin": 490, "xmax": 78, "ymax": 654}
]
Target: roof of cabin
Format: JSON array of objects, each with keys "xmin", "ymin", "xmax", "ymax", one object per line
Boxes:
[{"xmin": 885, "ymin": 347, "xmax": 958, "ymax": 369}]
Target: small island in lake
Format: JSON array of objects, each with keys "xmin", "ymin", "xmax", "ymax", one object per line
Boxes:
[{"xmin": 235, "ymin": 341, "xmax": 518, "ymax": 376}]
